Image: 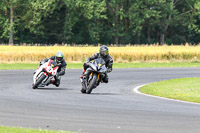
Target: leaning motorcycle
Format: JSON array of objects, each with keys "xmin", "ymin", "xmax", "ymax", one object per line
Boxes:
[
  {"xmin": 80, "ymin": 58, "xmax": 107, "ymax": 94},
  {"xmin": 32, "ymin": 59, "xmax": 60, "ymax": 89}
]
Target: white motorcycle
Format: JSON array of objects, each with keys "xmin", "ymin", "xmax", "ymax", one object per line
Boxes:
[{"xmin": 32, "ymin": 59, "xmax": 60, "ymax": 89}]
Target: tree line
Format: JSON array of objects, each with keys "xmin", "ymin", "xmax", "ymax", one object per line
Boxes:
[{"xmin": 0, "ymin": 0, "xmax": 199, "ymax": 45}]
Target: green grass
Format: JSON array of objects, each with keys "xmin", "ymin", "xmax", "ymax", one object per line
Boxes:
[
  {"xmin": 140, "ymin": 77, "xmax": 200, "ymax": 103},
  {"xmin": 1, "ymin": 62, "xmax": 200, "ymax": 70},
  {"xmin": 0, "ymin": 126, "xmax": 75, "ymax": 133},
  {"xmin": 114, "ymin": 62, "xmax": 200, "ymax": 68}
]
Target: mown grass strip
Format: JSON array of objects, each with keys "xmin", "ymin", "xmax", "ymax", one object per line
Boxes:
[
  {"xmin": 113, "ymin": 62, "xmax": 200, "ymax": 68},
  {"xmin": 140, "ymin": 77, "xmax": 200, "ymax": 103},
  {"xmin": 0, "ymin": 126, "xmax": 76, "ymax": 133},
  {"xmin": 1, "ymin": 62, "xmax": 200, "ymax": 70}
]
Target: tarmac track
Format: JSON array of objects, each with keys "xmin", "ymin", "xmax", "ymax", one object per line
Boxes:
[{"xmin": 0, "ymin": 68, "xmax": 200, "ymax": 133}]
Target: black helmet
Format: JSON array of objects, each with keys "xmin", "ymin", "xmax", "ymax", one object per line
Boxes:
[
  {"xmin": 99, "ymin": 45, "xmax": 109, "ymax": 57},
  {"xmin": 55, "ymin": 51, "xmax": 64, "ymax": 63}
]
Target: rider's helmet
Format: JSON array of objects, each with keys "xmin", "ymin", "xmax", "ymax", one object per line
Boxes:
[
  {"xmin": 55, "ymin": 51, "xmax": 64, "ymax": 63},
  {"xmin": 99, "ymin": 45, "xmax": 109, "ymax": 57}
]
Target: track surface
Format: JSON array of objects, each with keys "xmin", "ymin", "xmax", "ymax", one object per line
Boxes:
[{"xmin": 0, "ymin": 68, "xmax": 200, "ymax": 133}]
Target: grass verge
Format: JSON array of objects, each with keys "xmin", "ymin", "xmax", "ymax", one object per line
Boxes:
[
  {"xmin": 0, "ymin": 126, "xmax": 75, "ymax": 133},
  {"xmin": 1, "ymin": 62, "xmax": 200, "ymax": 70},
  {"xmin": 140, "ymin": 77, "xmax": 200, "ymax": 103}
]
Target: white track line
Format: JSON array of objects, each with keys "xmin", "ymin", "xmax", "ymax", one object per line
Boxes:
[{"xmin": 133, "ymin": 84, "xmax": 200, "ymax": 105}]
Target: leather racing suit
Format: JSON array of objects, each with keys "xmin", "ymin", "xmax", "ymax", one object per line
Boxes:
[
  {"xmin": 83, "ymin": 53, "xmax": 113, "ymax": 83},
  {"xmin": 40, "ymin": 56, "xmax": 67, "ymax": 86}
]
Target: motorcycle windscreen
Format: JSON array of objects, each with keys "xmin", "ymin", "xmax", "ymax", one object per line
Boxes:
[
  {"xmin": 94, "ymin": 58, "xmax": 107, "ymax": 72},
  {"xmin": 49, "ymin": 60, "xmax": 57, "ymax": 68},
  {"xmin": 99, "ymin": 65, "xmax": 107, "ymax": 73},
  {"xmin": 94, "ymin": 58, "xmax": 106, "ymax": 66}
]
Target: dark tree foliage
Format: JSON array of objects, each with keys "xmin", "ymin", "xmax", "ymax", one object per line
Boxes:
[{"xmin": 0, "ymin": 0, "xmax": 199, "ymax": 45}]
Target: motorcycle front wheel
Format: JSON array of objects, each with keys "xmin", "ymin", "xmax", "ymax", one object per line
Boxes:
[
  {"xmin": 86, "ymin": 73, "xmax": 97, "ymax": 94},
  {"xmin": 32, "ymin": 74, "xmax": 46, "ymax": 89}
]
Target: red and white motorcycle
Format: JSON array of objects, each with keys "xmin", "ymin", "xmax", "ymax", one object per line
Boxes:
[{"xmin": 32, "ymin": 59, "xmax": 60, "ymax": 89}]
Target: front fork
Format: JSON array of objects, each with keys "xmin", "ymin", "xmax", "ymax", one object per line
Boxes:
[
  {"xmin": 81, "ymin": 72, "xmax": 100, "ymax": 89},
  {"xmin": 88, "ymin": 72, "xmax": 100, "ymax": 84}
]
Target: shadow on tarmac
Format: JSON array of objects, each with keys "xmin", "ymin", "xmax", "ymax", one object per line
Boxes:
[
  {"xmin": 90, "ymin": 93, "xmax": 120, "ymax": 95},
  {"xmin": 36, "ymin": 87, "xmax": 71, "ymax": 90}
]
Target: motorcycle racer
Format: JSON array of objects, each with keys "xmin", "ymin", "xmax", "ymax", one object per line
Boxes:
[
  {"xmin": 80, "ymin": 45, "xmax": 113, "ymax": 83},
  {"xmin": 39, "ymin": 51, "xmax": 67, "ymax": 87}
]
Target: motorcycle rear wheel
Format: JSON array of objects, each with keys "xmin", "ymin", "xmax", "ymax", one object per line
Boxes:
[{"xmin": 32, "ymin": 74, "xmax": 46, "ymax": 89}]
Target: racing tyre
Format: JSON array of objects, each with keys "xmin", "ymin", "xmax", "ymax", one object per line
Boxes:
[
  {"xmin": 32, "ymin": 74, "xmax": 46, "ymax": 89},
  {"xmin": 86, "ymin": 73, "xmax": 97, "ymax": 94}
]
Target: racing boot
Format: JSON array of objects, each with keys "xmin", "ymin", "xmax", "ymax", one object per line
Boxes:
[
  {"xmin": 102, "ymin": 74, "xmax": 109, "ymax": 83},
  {"xmin": 54, "ymin": 79, "xmax": 60, "ymax": 87},
  {"xmin": 81, "ymin": 86, "xmax": 86, "ymax": 93},
  {"xmin": 54, "ymin": 75, "xmax": 61, "ymax": 87},
  {"xmin": 80, "ymin": 69, "xmax": 86, "ymax": 82},
  {"xmin": 80, "ymin": 69, "xmax": 87, "ymax": 93}
]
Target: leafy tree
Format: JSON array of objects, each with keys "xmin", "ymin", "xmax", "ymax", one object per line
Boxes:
[
  {"xmin": 0, "ymin": 0, "xmax": 199, "ymax": 45},
  {"xmin": 153, "ymin": 0, "xmax": 200, "ymax": 45},
  {"xmin": 0, "ymin": 0, "xmax": 9, "ymax": 43},
  {"xmin": 63, "ymin": 0, "xmax": 107, "ymax": 44},
  {"xmin": 128, "ymin": 0, "xmax": 160, "ymax": 44}
]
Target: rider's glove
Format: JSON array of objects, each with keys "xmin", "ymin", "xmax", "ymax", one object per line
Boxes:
[
  {"xmin": 85, "ymin": 61, "xmax": 90, "ymax": 65},
  {"xmin": 40, "ymin": 60, "xmax": 45, "ymax": 66},
  {"xmin": 58, "ymin": 68, "xmax": 65, "ymax": 76},
  {"xmin": 86, "ymin": 58, "xmax": 90, "ymax": 64},
  {"xmin": 56, "ymin": 73, "xmax": 60, "ymax": 77},
  {"xmin": 57, "ymin": 63, "xmax": 62, "ymax": 67},
  {"xmin": 107, "ymin": 68, "xmax": 112, "ymax": 73}
]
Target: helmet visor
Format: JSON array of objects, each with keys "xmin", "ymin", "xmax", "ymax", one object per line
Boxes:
[
  {"xmin": 100, "ymin": 50, "xmax": 108, "ymax": 56},
  {"xmin": 56, "ymin": 57, "xmax": 63, "ymax": 62}
]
